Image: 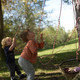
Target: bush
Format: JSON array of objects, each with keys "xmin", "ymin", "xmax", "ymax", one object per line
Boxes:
[{"xmin": 42, "ymin": 26, "xmax": 68, "ymax": 48}]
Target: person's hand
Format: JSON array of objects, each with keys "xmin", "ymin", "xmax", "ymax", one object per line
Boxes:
[
  {"xmin": 9, "ymin": 37, "xmax": 16, "ymax": 51},
  {"xmin": 12, "ymin": 36, "xmax": 16, "ymax": 47},
  {"xmin": 40, "ymin": 33, "xmax": 43, "ymax": 39},
  {"xmin": 40, "ymin": 33, "xmax": 43, "ymax": 42},
  {"xmin": 13, "ymin": 36, "xmax": 16, "ymax": 42}
]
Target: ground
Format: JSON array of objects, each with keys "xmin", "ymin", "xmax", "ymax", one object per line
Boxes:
[{"xmin": 0, "ymin": 39, "xmax": 80, "ymax": 80}]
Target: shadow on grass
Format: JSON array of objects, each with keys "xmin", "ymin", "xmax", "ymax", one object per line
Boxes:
[
  {"xmin": 0, "ymin": 49, "xmax": 79, "ymax": 71},
  {"xmin": 35, "ymin": 72, "xmax": 66, "ymax": 80},
  {"xmin": 0, "ymin": 77, "xmax": 10, "ymax": 80},
  {"xmin": 4, "ymin": 49, "xmax": 79, "ymax": 72},
  {"xmin": 35, "ymin": 50, "xmax": 80, "ymax": 71},
  {"xmin": 38, "ymin": 76, "xmax": 65, "ymax": 80},
  {"xmin": 0, "ymin": 73, "xmax": 65, "ymax": 80}
]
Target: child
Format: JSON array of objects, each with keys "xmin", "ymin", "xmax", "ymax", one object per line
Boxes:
[
  {"xmin": 18, "ymin": 29, "xmax": 44, "ymax": 80},
  {"xmin": 64, "ymin": 66, "xmax": 80, "ymax": 73},
  {"xmin": 1, "ymin": 37, "xmax": 26, "ymax": 80}
]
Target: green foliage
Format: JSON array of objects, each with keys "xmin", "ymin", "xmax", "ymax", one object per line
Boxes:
[
  {"xmin": 67, "ymin": 28, "xmax": 78, "ymax": 40},
  {"xmin": 1, "ymin": 0, "xmax": 47, "ymax": 36},
  {"xmin": 0, "ymin": 0, "xmax": 49, "ymax": 57},
  {"xmin": 42, "ymin": 26, "xmax": 68, "ymax": 48},
  {"xmin": 42, "ymin": 26, "xmax": 55, "ymax": 48},
  {"xmin": 56, "ymin": 27, "xmax": 68, "ymax": 44}
]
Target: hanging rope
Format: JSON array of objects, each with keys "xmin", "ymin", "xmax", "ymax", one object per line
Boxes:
[
  {"xmin": 37, "ymin": 0, "xmax": 45, "ymax": 41},
  {"xmin": 39, "ymin": 0, "xmax": 63, "ymax": 65},
  {"xmin": 39, "ymin": 0, "xmax": 80, "ymax": 66}
]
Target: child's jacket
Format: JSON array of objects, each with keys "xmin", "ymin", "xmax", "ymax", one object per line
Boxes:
[
  {"xmin": 20, "ymin": 40, "xmax": 44, "ymax": 64},
  {"xmin": 4, "ymin": 46, "xmax": 15, "ymax": 64}
]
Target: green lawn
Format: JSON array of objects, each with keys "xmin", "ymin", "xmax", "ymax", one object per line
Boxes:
[{"xmin": 0, "ymin": 39, "xmax": 80, "ymax": 80}]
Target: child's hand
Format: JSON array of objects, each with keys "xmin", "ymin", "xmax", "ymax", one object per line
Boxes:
[
  {"xmin": 12, "ymin": 36, "xmax": 16, "ymax": 47},
  {"xmin": 9, "ymin": 37, "xmax": 16, "ymax": 51},
  {"xmin": 40, "ymin": 33, "xmax": 43, "ymax": 39},
  {"xmin": 40, "ymin": 33, "xmax": 43, "ymax": 42},
  {"xmin": 13, "ymin": 36, "xmax": 16, "ymax": 42}
]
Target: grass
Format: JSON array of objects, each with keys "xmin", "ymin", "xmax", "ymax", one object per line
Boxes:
[{"xmin": 0, "ymin": 38, "xmax": 80, "ymax": 80}]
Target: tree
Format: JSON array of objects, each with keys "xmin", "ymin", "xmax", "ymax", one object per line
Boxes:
[
  {"xmin": 1, "ymin": 0, "xmax": 46, "ymax": 35},
  {"xmin": 73, "ymin": 0, "xmax": 80, "ymax": 47},
  {"xmin": 63, "ymin": 0, "xmax": 80, "ymax": 79},
  {"xmin": 0, "ymin": 0, "xmax": 4, "ymax": 61},
  {"xmin": 42, "ymin": 26, "xmax": 68, "ymax": 48},
  {"xmin": 0, "ymin": 0, "xmax": 48, "ymax": 54}
]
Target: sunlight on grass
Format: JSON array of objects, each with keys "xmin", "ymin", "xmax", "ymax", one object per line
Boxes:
[
  {"xmin": 38, "ymin": 42, "xmax": 78, "ymax": 56},
  {"xmin": 0, "ymin": 72, "xmax": 9, "ymax": 77},
  {"xmin": 15, "ymin": 55, "xmax": 20, "ymax": 59},
  {"xmin": 15, "ymin": 41, "xmax": 78, "ymax": 59},
  {"xmin": 35, "ymin": 69, "xmax": 61, "ymax": 75}
]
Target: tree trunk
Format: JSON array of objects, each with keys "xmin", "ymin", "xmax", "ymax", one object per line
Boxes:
[
  {"xmin": 73, "ymin": 0, "xmax": 80, "ymax": 47},
  {"xmin": 0, "ymin": 0, "xmax": 4, "ymax": 61},
  {"xmin": 72, "ymin": 0, "xmax": 80, "ymax": 80}
]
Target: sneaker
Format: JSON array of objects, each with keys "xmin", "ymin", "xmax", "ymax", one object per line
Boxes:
[{"xmin": 19, "ymin": 74, "xmax": 27, "ymax": 79}]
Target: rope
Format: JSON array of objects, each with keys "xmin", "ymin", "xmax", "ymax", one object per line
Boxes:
[
  {"xmin": 53, "ymin": 0, "xmax": 62, "ymax": 50},
  {"xmin": 39, "ymin": 0, "xmax": 63, "ymax": 65},
  {"xmin": 37, "ymin": 0, "xmax": 45, "ymax": 41},
  {"xmin": 39, "ymin": 0, "xmax": 80, "ymax": 66}
]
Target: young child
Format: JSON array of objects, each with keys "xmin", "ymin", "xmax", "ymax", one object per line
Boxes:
[
  {"xmin": 1, "ymin": 37, "xmax": 26, "ymax": 80},
  {"xmin": 64, "ymin": 66, "xmax": 80, "ymax": 73},
  {"xmin": 18, "ymin": 29, "xmax": 44, "ymax": 80}
]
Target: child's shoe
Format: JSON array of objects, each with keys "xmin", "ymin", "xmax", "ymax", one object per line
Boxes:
[{"xmin": 19, "ymin": 74, "xmax": 27, "ymax": 79}]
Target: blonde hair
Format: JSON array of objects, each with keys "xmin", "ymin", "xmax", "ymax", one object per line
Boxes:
[{"xmin": 1, "ymin": 37, "xmax": 11, "ymax": 48}]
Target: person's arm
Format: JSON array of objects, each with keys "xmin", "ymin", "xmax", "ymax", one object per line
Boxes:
[
  {"xmin": 27, "ymin": 40, "xmax": 37, "ymax": 54},
  {"xmin": 38, "ymin": 33, "xmax": 44, "ymax": 49},
  {"xmin": 9, "ymin": 37, "xmax": 16, "ymax": 51}
]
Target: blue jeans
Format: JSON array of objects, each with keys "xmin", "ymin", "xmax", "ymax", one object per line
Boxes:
[{"xmin": 18, "ymin": 57, "xmax": 35, "ymax": 80}]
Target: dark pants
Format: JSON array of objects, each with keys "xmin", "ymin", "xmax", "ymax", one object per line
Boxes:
[{"xmin": 7, "ymin": 62, "xmax": 21, "ymax": 77}]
